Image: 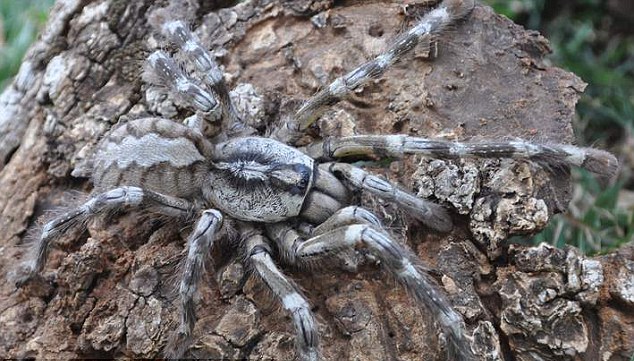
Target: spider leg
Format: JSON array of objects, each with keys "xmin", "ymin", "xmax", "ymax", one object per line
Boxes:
[
  {"xmin": 245, "ymin": 232, "xmax": 319, "ymax": 361},
  {"xmin": 312, "ymin": 206, "xmax": 382, "ymax": 235},
  {"xmin": 313, "ymin": 163, "xmax": 349, "ymax": 203},
  {"xmin": 326, "ymin": 162, "xmax": 452, "ymax": 232},
  {"xmin": 268, "ymin": 207, "xmax": 383, "ymax": 271},
  {"xmin": 268, "ymin": 218, "xmax": 474, "ymax": 360},
  {"xmin": 272, "ymin": 0, "xmax": 476, "ymax": 142},
  {"xmin": 299, "ymin": 190, "xmax": 342, "ymax": 224},
  {"xmin": 159, "ymin": 20, "xmax": 253, "ymax": 136},
  {"xmin": 305, "ymin": 135, "xmax": 620, "ymax": 177},
  {"xmin": 145, "ymin": 50, "xmax": 220, "ymax": 115},
  {"xmin": 166, "ymin": 209, "xmax": 223, "ymax": 359},
  {"xmin": 15, "ymin": 186, "xmax": 195, "ymax": 285}
]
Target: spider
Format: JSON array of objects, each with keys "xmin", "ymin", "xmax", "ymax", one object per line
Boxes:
[{"xmin": 14, "ymin": 0, "xmax": 618, "ymax": 360}]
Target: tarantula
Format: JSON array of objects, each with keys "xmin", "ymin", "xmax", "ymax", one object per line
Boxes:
[{"xmin": 15, "ymin": 0, "xmax": 618, "ymax": 360}]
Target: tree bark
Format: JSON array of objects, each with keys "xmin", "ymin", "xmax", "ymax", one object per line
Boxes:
[{"xmin": 0, "ymin": 0, "xmax": 632, "ymax": 360}]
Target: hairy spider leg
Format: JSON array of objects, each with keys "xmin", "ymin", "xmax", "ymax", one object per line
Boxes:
[
  {"xmin": 327, "ymin": 162, "xmax": 452, "ymax": 232},
  {"xmin": 16, "ymin": 186, "xmax": 196, "ymax": 285},
  {"xmin": 304, "ymin": 135, "xmax": 620, "ymax": 178},
  {"xmin": 166, "ymin": 209, "xmax": 223, "ymax": 359},
  {"xmin": 145, "ymin": 50, "xmax": 219, "ymax": 116},
  {"xmin": 299, "ymin": 190, "xmax": 343, "ymax": 224},
  {"xmin": 159, "ymin": 20, "xmax": 253, "ymax": 136},
  {"xmin": 312, "ymin": 163, "xmax": 349, "ymax": 202},
  {"xmin": 272, "ymin": 0, "xmax": 476, "ymax": 142},
  {"xmin": 266, "ymin": 206, "xmax": 381, "ymax": 266},
  {"xmin": 311, "ymin": 205, "xmax": 382, "ymax": 235},
  {"xmin": 267, "ymin": 214, "xmax": 475, "ymax": 361},
  {"xmin": 245, "ymin": 232, "xmax": 319, "ymax": 361}
]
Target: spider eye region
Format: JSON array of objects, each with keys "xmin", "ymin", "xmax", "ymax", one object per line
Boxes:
[{"xmin": 269, "ymin": 163, "xmax": 312, "ymax": 195}]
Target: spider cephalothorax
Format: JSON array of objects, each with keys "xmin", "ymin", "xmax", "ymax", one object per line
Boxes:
[{"xmin": 15, "ymin": 0, "xmax": 618, "ymax": 360}]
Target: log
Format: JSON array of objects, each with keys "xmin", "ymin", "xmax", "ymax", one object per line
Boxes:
[{"xmin": 0, "ymin": 0, "xmax": 632, "ymax": 360}]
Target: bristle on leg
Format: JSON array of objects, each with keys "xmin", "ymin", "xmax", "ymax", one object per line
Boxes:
[{"xmin": 559, "ymin": 145, "xmax": 619, "ymax": 179}]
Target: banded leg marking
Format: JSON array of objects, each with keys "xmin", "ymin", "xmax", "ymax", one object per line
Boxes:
[
  {"xmin": 265, "ymin": 222, "xmax": 303, "ymax": 265},
  {"xmin": 146, "ymin": 50, "xmax": 219, "ymax": 114},
  {"xmin": 305, "ymin": 135, "xmax": 619, "ymax": 177},
  {"xmin": 245, "ymin": 234, "xmax": 319, "ymax": 361},
  {"xmin": 17, "ymin": 186, "xmax": 194, "ymax": 284},
  {"xmin": 292, "ymin": 223, "xmax": 474, "ymax": 360},
  {"xmin": 272, "ymin": 0, "xmax": 476, "ymax": 142},
  {"xmin": 166, "ymin": 209, "xmax": 223, "ymax": 359},
  {"xmin": 312, "ymin": 206, "xmax": 382, "ymax": 236},
  {"xmin": 328, "ymin": 163, "xmax": 452, "ymax": 232},
  {"xmin": 160, "ymin": 20, "xmax": 252, "ymax": 136},
  {"xmin": 268, "ymin": 207, "xmax": 383, "ymax": 270}
]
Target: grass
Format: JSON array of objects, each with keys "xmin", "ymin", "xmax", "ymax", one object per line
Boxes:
[
  {"xmin": 0, "ymin": 0, "xmax": 55, "ymax": 90},
  {"xmin": 487, "ymin": 0, "xmax": 634, "ymax": 254},
  {"xmin": 1, "ymin": 0, "xmax": 632, "ymax": 254}
]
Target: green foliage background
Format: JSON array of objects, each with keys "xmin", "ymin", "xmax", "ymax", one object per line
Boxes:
[
  {"xmin": 0, "ymin": 0, "xmax": 54, "ymax": 90},
  {"xmin": 1, "ymin": 0, "xmax": 632, "ymax": 254},
  {"xmin": 487, "ymin": 0, "xmax": 634, "ymax": 254}
]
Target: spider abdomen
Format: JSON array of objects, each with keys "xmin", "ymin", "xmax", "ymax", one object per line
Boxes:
[
  {"xmin": 92, "ymin": 117, "xmax": 213, "ymax": 198},
  {"xmin": 206, "ymin": 137, "xmax": 315, "ymax": 222}
]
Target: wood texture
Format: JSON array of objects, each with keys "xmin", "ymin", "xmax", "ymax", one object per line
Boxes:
[{"xmin": 0, "ymin": 0, "xmax": 632, "ymax": 360}]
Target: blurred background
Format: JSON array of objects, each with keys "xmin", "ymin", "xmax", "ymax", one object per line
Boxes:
[
  {"xmin": 487, "ymin": 0, "xmax": 633, "ymax": 254},
  {"xmin": 0, "ymin": 0, "xmax": 632, "ymax": 254},
  {"xmin": 0, "ymin": 0, "xmax": 53, "ymax": 90}
]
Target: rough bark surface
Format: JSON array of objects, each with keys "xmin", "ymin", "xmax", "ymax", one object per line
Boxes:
[{"xmin": 0, "ymin": 0, "xmax": 632, "ymax": 360}]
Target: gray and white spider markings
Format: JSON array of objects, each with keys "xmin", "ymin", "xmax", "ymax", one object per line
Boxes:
[{"xmin": 15, "ymin": 0, "xmax": 618, "ymax": 360}]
